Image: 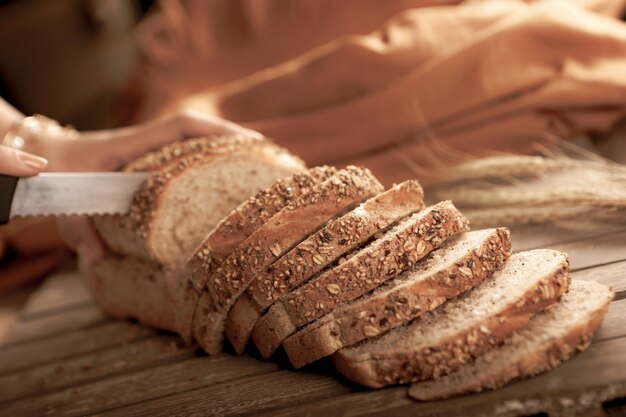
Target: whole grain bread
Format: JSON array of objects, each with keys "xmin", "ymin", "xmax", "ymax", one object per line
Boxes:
[
  {"xmin": 332, "ymin": 250, "xmax": 571, "ymax": 388},
  {"xmin": 82, "ymin": 255, "xmax": 178, "ymax": 333},
  {"xmin": 192, "ymin": 166, "xmax": 384, "ymax": 354},
  {"xmin": 253, "ymin": 201, "xmax": 469, "ymax": 359},
  {"xmin": 284, "ymin": 228, "xmax": 512, "ymax": 368},
  {"xmin": 94, "ymin": 136, "xmax": 305, "ymax": 269},
  {"xmin": 409, "ymin": 280, "xmax": 613, "ymax": 401},
  {"xmin": 186, "ymin": 166, "xmax": 337, "ymax": 293},
  {"xmin": 175, "ymin": 167, "xmax": 336, "ymax": 343},
  {"xmin": 226, "ymin": 180, "xmax": 426, "ymax": 354}
]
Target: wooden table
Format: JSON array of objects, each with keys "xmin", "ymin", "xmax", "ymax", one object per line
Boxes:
[{"xmin": 1, "ymin": 220, "xmax": 626, "ymax": 417}]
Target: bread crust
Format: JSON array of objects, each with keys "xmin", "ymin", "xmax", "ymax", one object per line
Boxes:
[
  {"xmin": 408, "ymin": 281, "xmax": 613, "ymax": 401},
  {"xmin": 253, "ymin": 201, "xmax": 470, "ymax": 359},
  {"xmin": 175, "ymin": 167, "xmax": 335, "ymax": 344},
  {"xmin": 187, "ymin": 166, "xmax": 337, "ymax": 293},
  {"xmin": 332, "ymin": 251, "xmax": 571, "ymax": 388},
  {"xmin": 94, "ymin": 136, "xmax": 305, "ymax": 267},
  {"xmin": 284, "ymin": 228, "xmax": 512, "ymax": 368},
  {"xmin": 192, "ymin": 166, "xmax": 384, "ymax": 354},
  {"xmin": 226, "ymin": 180, "xmax": 426, "ymax": 354}
]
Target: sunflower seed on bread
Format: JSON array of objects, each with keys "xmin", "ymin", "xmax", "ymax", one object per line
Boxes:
[
  {"xmin": 253, "ymin": 201, "xmax": 469, "ymax": 359},
  {"xmin": 284, "ymin": 228, "xmax": 512, "ymax": 368},
  {"xmin": 333, "ymin": 250, "xmax": 571, "ymax": 388},
  {"xmin": 409, "ymin": 280, "xmax": 613, "ymax": 400},
  {"xmin": 226, "ymin": 180, "xmax": 426, "ymax": 354}
]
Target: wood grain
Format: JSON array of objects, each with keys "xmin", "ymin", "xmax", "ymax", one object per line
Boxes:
[
  {"xmin": 0, "ymin": 321, "xmax": 154, "ymax": 375},
  {"xmin": 573, "ymin": 260, "xmax": 626, "ymax": 295},
  {"xmin": 1, "ymin": 355, "xmax": 281, "ymax": 417},
  {"xmin": 254, "ymin": 337, "xmax": 626, "ymax": 417},
  {"xmin": 0, "ymin": 335, "xmax": 194, "ymax": 403},
  {"xmin": 98, "ymin": 369, "xmax": 351, "ymax": 417},
  {"xmin": 2, "ymin": 304, "xmax": 105, "ymax": 346}
]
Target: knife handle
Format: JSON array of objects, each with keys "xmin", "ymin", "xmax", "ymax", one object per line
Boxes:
[{"xmin": 0, "ymin": 175, "xmax": 18, "ymax": 224}]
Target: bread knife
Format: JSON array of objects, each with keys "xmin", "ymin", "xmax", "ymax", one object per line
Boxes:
[{"xmin": 0, "ymin": 172, "xmax": 150, "ymax": 223}]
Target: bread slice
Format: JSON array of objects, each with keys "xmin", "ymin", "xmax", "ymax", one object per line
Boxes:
[
  {"xmin": 82, "ymin": 255, "xmax": 177, "ymax": 332},
  {"xmin": 174, "ymin": 167, "xmax": 336, "ymax": 343},
  {"xmin": 409, "ymin": 280, "xmax": 614, "ymax": 400},
  {"xmin": 186, "ymin": 166, "xmax": 337, "ymax": 293},
  {"xmin": 284, "ymin": 228, "xmax": 512, "ymax": 368},
  {"xmin": 192, "ymin": 166, "xmax": 384, "ymax": 354},
  {"xmin": 253, "ymin": 201, "xmax": 469, "ymax": 359},
  {"xmin": 94, "ymin": 135, "xmax": 305, "ymax": 269},
  {"xmin": 333, "ymin": 250, "xmax": 571, "ymax": 388},
  {"xmin": 226, "ymin": 180, "xmax": 426, "ymax": 354}
]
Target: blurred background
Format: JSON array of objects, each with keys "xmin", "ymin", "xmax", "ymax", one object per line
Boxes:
[
  {"xmin": 1, "ymin": 0, "xmax": 626, "ymax": 340},
  {"xmin": 0, "ymin": 0, "xmax": 153, "ymax": 130}
]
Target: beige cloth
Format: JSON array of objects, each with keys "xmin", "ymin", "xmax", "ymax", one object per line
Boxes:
[{"xmin": 136, "ymin": 0, "xmax": 626, "ymax": 182}]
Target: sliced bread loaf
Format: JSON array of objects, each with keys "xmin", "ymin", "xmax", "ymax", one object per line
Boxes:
[
  {"xmin": 175, "ymin": 167, "xmax": 336, "ymax": 343},
  {"xmin": 186, "ymin": 166, "xmax": 337, "ymax": 293},
  {"xmin": 409, "ymin": 280, "xmax": 614, "ymax": 400},
  {"xmin": 226, "ymin": 180, "xmax": 426, "ymax": 354},
  {"xmin": 192, "ymin": 166, "xmax": 384, "ymax": 354},
  {"xmin": 332, "ymin": 250, "xmax": 571, "ymax": 388},
  {"xmin": 284, "ymin": 228, "xmax": 512, "ymax": 368},
  {"xmin": 94, "ymin": 136, "xmax": 305, "ymax": 269},
  {"xmin": 253, "ymin": 201, "xmax": 470, "ymax": 359}
]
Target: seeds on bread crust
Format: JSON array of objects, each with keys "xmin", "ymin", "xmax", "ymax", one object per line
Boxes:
[
  {"xmin": 252, "ymin": 201, "xmax": 469, "ymax": 359},
  {"xmin": 209, "ymin": 166, "xmax": 383, "ymax": 307},
  {"xmin": 250, "ymin": 180, "xmax": 425, "ymax": 312},
  {"xmin": 408, "ymin": 280, "xmax": 613, "ymax": 401},
  {"xmin": 95, "ymin": 136, "xmax": 301, "ymax": 266},
  {"xmin": 283, "ymin": 228, "xmax": 512, "ymax": 368},
  {"xmin": 225, "ymin": 181, "xmax": 425, "ymax": 354},
  {"xmin": 192, "ymin": 166, "xmax": 384, "ymax": 354},
  {"xmin": 282, "ymin": 201, "xmax": 468, "ymax": 327},
  {"xmin": 187, "ymin": 166, "xmax": 336, "ymax": 293},
  {"xmin": 332, "ymin": 250, "xmax": 571, "ymax": 388}
]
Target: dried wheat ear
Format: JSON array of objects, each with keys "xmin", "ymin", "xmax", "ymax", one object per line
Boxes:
[{"xmin": 428, "ymin": 143, "xmax": 626, "ymax": 226}]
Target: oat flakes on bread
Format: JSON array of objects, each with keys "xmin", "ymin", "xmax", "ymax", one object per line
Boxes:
[
  {"xmin": 409, "ymin": 280, "xmax": 613, "ymax": 400},
  {"xmin": 253, "ymin": 201, "xmax": 469, "ymax": 359},
  {"xmin": 226, "ymin": 180, "xmax": 426, "ymax": 354},
  {"xmin": 333, "ymin": 250, "xmax": 571, "ymax": 388},
  {"xmin": 192, "ymin": 166, "xmax": 384, "ymax": 354},
  {"xmin": 284, "ymin": 228, "xmax": 512, "ymax": 368},
  {"xmin": 94, "ymin": 136, "xmax": 305, "ymax": 269}
]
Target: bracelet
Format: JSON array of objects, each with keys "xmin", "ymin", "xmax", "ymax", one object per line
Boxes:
[{"xmin": 2, "ymin": 114, "xmax": 78, "ymax": 151}]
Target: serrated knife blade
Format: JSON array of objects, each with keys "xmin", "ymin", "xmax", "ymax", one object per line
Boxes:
[{"xmin": 0, "ymin": 172, "xmax": 149, "ymax": 223}]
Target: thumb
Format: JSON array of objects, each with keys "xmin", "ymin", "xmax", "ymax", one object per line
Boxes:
[{"xmin": 0, "ymin": 146, "xmax": 48, "ymax": 176}]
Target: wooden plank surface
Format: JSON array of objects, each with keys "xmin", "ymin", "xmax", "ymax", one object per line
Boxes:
[
  {"xmin": 251, "ymin": 338, "xmax": 626, "ymax": 417},
  {"xmin": 0, "ymin": 218, "xmax": 624, "ymax": 417},
  {"xmin": 0, "ymin": 321, "xmax": 155, "ymax": 375}
]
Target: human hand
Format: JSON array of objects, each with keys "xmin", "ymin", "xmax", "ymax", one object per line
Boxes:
[
  {"xmin": 53, "ymin": 110, "xmax": 262, "ymax": 267},
  {"xmin": 0, "ymin": 145, "xmax": 48, "ymax": 176}
]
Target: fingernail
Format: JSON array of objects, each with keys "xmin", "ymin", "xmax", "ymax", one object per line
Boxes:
[{"xmin": 18, "ymin": 151, "xmax": 48, "ymax": 170}]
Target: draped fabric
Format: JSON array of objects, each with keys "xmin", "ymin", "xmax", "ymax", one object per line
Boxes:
[{"xmin": 136, "ymin": 0, "xmax": 626, "ymax": 181}]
